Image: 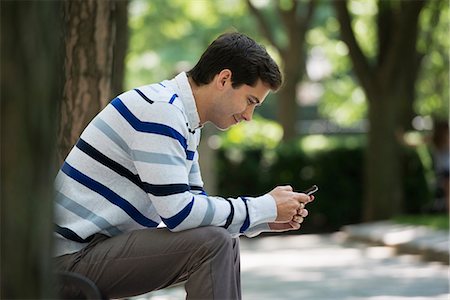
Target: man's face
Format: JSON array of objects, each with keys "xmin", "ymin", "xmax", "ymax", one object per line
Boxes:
[{"xmin": 210, "ymin": 78, "xmax": 271, "ymax": 130}]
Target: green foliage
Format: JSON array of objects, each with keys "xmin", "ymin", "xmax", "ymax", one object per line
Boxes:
[
  {"xmin": 126, "ymin": 0, "xmax": 448, "ymax": 125},
  {"xmin": 269, "ymin": 140, "xmax": 365, "ymax": 231},
  {"xmin": 307, "ymin": 0, "xmax": 449, "ymax": 128},
  {"xmin": 307, "ymin": 1, "xmax": 370, "ymax": 128},
  {"xmin": 347, "ymin": 0, "xmax": 378, "ymax": 60},
  {"xmin": 126, "ymin": 0, "xmax": 260, "ymax": 89},
  {"xmin": 217, "ymin": 133, "xmax": 432, "ymax": 232},
  {"xmin": 320, "ymin": 78, "xmax": 367, "ymax": 126},
  {"xmin": 415, "ymin": 0, "xmax": 449, "ymax": 120},
  {"xmin": 218, "ymin": 116, "xmax": 283, "ymax": 150},
  {"xmin": 393, "ymin": 214, "xmax": 449, "ymax": 231}
]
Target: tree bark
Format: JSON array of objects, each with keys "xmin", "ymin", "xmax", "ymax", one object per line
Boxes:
[
  {"xmin": 58, "ymin": 0, "xmax": 117, "ymax": 162},
  {"xmin": 111, "ymin": 0, "xmax": 129, "ymax": 97},
  {"xmin": 1, "ymin": 1, "xmax": 63, "ymax": 298}
]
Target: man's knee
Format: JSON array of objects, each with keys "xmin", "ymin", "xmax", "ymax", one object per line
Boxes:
[{"xmin": 188, "ymin": 226, "xmax": 234, "ymax": 253}]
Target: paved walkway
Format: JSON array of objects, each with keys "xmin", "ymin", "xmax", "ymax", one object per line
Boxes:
[
  {"xmin": 343, "ymin": 221, "xmax": 449, "ymax": 264},
  {"xmin": 133, "ymin": 223, "xmax": 449, "ymax": 300}
]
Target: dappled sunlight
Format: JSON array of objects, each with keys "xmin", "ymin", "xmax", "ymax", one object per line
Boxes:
[
  {"xmin": 299, "ymin": 134, "xmax": 330, "ymax": 151},
  {"xmin": 381, "ymin": 226, "xmax": 430, "ymax": 245},
  {"xmin": 345, "ymin": 221, "xmax": 450, "ymax": 252},
  {"xmin": 129, "ymin": 51, "xmax": 160, "ymax": 70},
  {"xmin": 364, "ymin": 246, "xmax": 396, "ymax": 260},
  {"xmin": 348, "ymin": 0, "xmax": 378, "ymax": 16},
  {"xmin": 241, "ymin": 247, "xmax": 364, "ymax": 270},
  {"xmin": 239, "ymin": 234, "xmax": 448, "ymax": 300},
  {"xmin": 218, "ymin": 116, "xmax": 283, "ymax": 149}
]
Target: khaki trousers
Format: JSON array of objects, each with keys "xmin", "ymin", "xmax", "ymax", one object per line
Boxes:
[{"xmin": 54, "ymin": 226, "xmax": 241, "ymax": 299}]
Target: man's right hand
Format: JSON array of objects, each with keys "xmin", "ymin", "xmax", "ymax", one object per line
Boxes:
[{"xmin": 269, "ymin": 185, "xmax": 311, "ymax": 222}]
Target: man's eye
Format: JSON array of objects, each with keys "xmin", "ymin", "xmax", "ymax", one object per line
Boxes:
[{"xmin": 247, "ymin": 98, "xmax": 255, "ymax": 105}]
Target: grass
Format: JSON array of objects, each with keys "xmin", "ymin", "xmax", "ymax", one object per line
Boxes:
[{"xmin": 393, "ymin": 214, "xmax": 449, "ymax": 231}]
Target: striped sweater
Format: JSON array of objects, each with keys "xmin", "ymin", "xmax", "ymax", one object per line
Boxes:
[{"xmin": 54, "ymin": 72, "xmax": 277, "ymax": 256}]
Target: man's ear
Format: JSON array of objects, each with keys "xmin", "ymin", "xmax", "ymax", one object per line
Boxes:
[{"xmin": 216, "ymin": 69, "xmax": 232, "ymax": 89}]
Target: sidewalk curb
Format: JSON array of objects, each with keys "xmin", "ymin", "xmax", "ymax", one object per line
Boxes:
[{"xmin": 342, "ymin": 220, "xmax": 449, "ymax": 264}]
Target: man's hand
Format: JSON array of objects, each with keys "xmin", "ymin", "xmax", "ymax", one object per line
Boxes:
[
  {"xmin": 269, "ymin": 185, "xmax": 312, "ymax": 223},
  {"xmin": 268, "ymin": 201, "xmax": 312, "ymax": 232},
  {"xmin": 268, "ymin": 221, "xmax": 301, "ymax": 232}
]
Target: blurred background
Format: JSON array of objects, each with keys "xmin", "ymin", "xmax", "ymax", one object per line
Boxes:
[{"xmin": 1, "ymin": 0, "xmax": 448, "ymax": 298}]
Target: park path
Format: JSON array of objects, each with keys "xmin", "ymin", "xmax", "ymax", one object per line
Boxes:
[{"xmin": 135, "ymin": 231, "xmax": 449, "ymax": 300}]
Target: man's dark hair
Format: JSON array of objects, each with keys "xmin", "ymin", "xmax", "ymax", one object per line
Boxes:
[{"xmin": 188, "ymin": 32, "xmax": 283, "ymax": 91}]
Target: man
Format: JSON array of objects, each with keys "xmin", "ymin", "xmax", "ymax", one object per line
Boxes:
[{"xmin": 54, "ymin": 32, "xmax": 313, "ymax": 299}]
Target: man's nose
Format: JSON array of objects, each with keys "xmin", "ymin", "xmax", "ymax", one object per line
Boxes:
[{"xmin": 241, "ymin": 106, "xmax": 255, "ymax": 122}]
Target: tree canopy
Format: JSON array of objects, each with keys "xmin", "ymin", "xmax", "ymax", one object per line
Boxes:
[{"xmin": 127, "ymin": 0, "xmax": 448, "ymax": 129}]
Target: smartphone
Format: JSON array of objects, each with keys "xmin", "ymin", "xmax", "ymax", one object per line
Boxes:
[{"xmin": 303, "ymin": 185, "xmax": 318, "ymax": 196}]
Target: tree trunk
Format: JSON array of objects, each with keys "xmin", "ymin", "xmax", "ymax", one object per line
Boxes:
[
  {"xmin": 111, "ymin": 0, "xmax": 129, "ymax": 97},
  {"xmin": 334, "ymin": 0, "xmax": 426, "ymax": 221},
  {"xmin": 58, "ymin": 0, "xmax": 117, "ymax": 162},
  {"xmin": 277, "ymin": 71, "xmax": 300, "ymax": 140},
  {"xmin": 364, "ymin": 92, "xmax": 403, "ymax": 220},
  {"xmin": 1, "ymin": 1, "xmax": 63, "ymax": 298}
]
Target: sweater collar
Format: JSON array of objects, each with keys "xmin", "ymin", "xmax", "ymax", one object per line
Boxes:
[{"xmin": 173, "ymin": 72, "xmax": 202, "ymax": 130}]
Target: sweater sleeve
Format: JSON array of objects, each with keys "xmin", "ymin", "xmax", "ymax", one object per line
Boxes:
[{"xmin": 129, "ymin": 101, "xmax": 277, "ymax": 235}]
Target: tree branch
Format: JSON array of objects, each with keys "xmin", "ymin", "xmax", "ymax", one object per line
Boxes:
[
  {"xmin": 377, "ymin": 0, "xmax": 394, "ymax": 68},
  {"xmin": 381, "ymin": 0, "xmax": 425, "ymax": 84},
  {"xmin": 299, "ymin": 0, "xmax": 317, "ymax": 31},
  {"xmin": 246, "ymin": 0, "xmax": 282, "ymax": 53},
  {"xmin": 277, "ymin": 0, "xmax": 298, "ymax": 35},
  {"xmin": 334, "ymin": 0, "xmax": 375, "ymax": 98},
  {"xmin": 296, "ymin": 0, "xmax": 317, "ymax": 53}
]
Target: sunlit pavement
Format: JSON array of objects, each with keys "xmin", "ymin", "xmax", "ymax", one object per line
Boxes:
[
  {"xmin": 135, "ymin": 232, "xmax": 449, "ymax": 300},
  {"xmin": 343, "ymin": 221, "xmax": 449, "ymax": 264}
]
